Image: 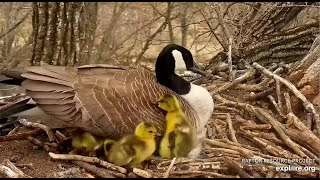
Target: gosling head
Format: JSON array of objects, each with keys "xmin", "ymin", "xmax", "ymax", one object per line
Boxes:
[
  {"xmin": 157, "ymin": 94, "xmax": 181, "ymax": 112},
  {"xmin": 134, "ymin": 122, "xmax": 158, "ymax": 139}
]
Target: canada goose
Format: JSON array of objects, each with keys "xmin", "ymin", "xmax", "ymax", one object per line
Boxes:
[
  {"xmin": 157, "ymin": 94, "xmax": 196, "ymax": 159},
  {"xmin": 0, "ymin": 44, "xmax": 214, "ymax": 158},
  {"xmin": 105, "ymin": 122, "xmax": 158, "ymax": 166},
  {"xmin": 103, "ymin": 139, "xmax": 116, "ymax": 157},
  {"xmin": 71, "ymin": 131, "xmax": 104, "ymax": 156}
]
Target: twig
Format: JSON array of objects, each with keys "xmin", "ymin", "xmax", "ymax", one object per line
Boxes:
[
  {"xmin": 170, "ymin": 170, "xmax": 238, "ymax": 178},
  {"xmin": 7, "ymin": 125, "xmax": 20, "ymax": 135},
  {"xmin": 0, "ymin": 159, "xmax": 32, "ymax": 178},
  {"xmin": 0, "ymin": 129, "xmax": 43, "ymax": 142},
  {"xmin": 204, "ymin": 138, "xmax": 253, "ymax": 158},
  {"xmin": 240, "ymin": 124, "xmax": 272, "ymax": 130},
  {"xmin": 245, "ymin": 87, "xmax": 274, "ymax": 100},
  {"xmin": 284, "ymin": 92, "xmax": 292, "ymax": 114},
  {"xmin": 48, "ymin": 152, "xmax": 127, "ymax": 174},
  {"xmin": 12, "ymin": 163, "xmax": 34, "ymax": 170},
  {"xmin": 224, "ymin": 158, "xmax": 252, "ymax": 178},
  {"xmin": 18, "ymin": 119, "xmax": 56, "ymax": 142},
  {"xmin": 253, "ymin": 137, "xmax": 300, "ymax": 159},
  {"xmin": 239, "ymin": 130, "xmax": 284, "ymax": 145},
  {"xmin": 228, "ymin": 37, "xmax": 233, "ymax": 81},
  {"xmin": 307, "ymin": 113, "xmax": 312, "ymax": 130},
  {"xmin": 211, "ymin": 121, "xmax": 221, "ymax": 134},
  {"xmin": 0, "ymin": 119, "xmax": 17, "ymax": 129},
  {"xmin": 275, "ymin": 79, "xmax": 283, "ymax": 109},
  {"xmin": 226, "ymin": 113, "xmax": 238, "ymax": 143},
  {"xmin": 250, "ymin": 107, "xmax": 308, "ymax": 158},
  {"xmin": 286, "ymin": 112, "xmax": 320, "ymax": 154},
  {"xmin": 163, "ymin": 157, "xmax": 176, "ymax": 178},
  {"xmin": 73, "ymin": 161, "xmax": 115, "ymax": 178},
  {"xmin": 267, "ymin": 95, "xmax": 286, "ymax": 119},
  {"xmin": 55, "ymin": 130, "xmax": 67, "ymax": 142},
  {"xmin": 133, "ymin": 168, "xmax": 153, "ymax": 178},
  {"xmin": 253, "ymin": 62, "xmax": 320, "ymax": 136},
  {"xmin": 157, "ymin": 157, "xmax": 227, "ymax": 167},
  {"xmin": 211, "ymin": 68, "xmax": 256, "ymax": 93},
  {"xmin": 27, "ymin": 137, "xmax": 51, "ymax": 152},
  {"xmin": 0, "ymin": 11, "xmax": 31, "ymax": 40},
  {"xmin": 235, "ymin": 78, "xmax": 272, "ymax": 91},
  {"xmin": 0, "ymin": 165, "xmax": 20, "ymax": 178}
]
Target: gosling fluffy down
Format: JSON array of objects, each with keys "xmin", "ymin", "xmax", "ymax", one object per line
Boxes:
[
  {"xmin": 106, "ymin": 122, "xmax": 158, "ymax": 166},
  {"xmin": 157, "ymin": 94, "xmax": 197, "ymax": 159}
]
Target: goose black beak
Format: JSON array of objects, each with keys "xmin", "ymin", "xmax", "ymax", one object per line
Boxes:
[{"xmin": 189, "ymin": 61, "xmax": 207, "ymax": 76}]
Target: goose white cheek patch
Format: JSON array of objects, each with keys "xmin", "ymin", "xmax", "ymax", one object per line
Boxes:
[{"xmin": 172, "ymin": 50, "xmax": 187, "ymax": 72}]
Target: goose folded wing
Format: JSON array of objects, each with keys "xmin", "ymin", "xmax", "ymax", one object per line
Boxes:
[{"xmin": 20, "ymin": 64, "xmax": 198, "ymax": 139}]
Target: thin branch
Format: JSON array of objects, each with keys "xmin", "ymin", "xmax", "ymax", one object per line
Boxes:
[
  {"xmin": 0, "ymin": 11, "xmax": 31, "ymax": 40},
  {"xmin": 253, "ymin": 62, "xmax": 320, "ymax": 134},
  {"xmin": 226, "ymin": 113, "xmax": 238, "ymax": 143},
  {"xmin": 18, "ymin": 118, "xmax": 56, "ymax": 142},
  {"xmin": 48, "ymin": 152, "xmax": 127, "ymax": 174},
  {"xmin": 163, "ymin": 157, "xmax": 176, "ymax": 178}
]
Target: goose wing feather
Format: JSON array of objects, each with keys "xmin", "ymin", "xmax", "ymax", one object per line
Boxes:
[{"xmin": 21, "ymin": 65, "xmax": 198, "ymax": 139}]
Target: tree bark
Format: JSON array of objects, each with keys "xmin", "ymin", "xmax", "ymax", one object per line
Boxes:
[
  {"xmin": 95, "ymin": 2, "xmax": 127, "ymax": 63},
  {"xmin": 180, "ymin": 2, "xmax": 189, "ymax": 47},
  {"xmin": 30, "ymin": 2, "xmax": 97, "ymax": 66}
]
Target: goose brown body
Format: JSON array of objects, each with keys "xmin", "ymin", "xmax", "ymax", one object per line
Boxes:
[{"xmin": 21, "ymin": 64, "xmax": 199, "ymax": 139}]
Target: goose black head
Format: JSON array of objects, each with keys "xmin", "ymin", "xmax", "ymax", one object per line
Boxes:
[
  {"xmin": 155, "ymin": 44, "xmax": 206, "ymax": 77},
  {"xmin": 155, "ymin": 44, "xmax": 205, "ymax": 95}
]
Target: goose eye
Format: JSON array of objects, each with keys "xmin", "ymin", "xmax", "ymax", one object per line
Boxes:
[{"xmin": 148, "ymin": 130, "xmax": 153, "ymax": 133}]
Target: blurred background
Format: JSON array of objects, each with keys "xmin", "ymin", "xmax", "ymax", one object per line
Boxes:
[{"xmin": 0, "ymin": 2, "xmax": 318, "ymax": 70}]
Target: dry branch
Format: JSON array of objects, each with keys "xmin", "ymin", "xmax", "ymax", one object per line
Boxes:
[
  {"xmin": 210, "ymin": 68, "xmax": 256, "ymax": 93},
  {"xmin": 0, "ymin": 11, "xmax": 31, "ymax": 40},
  {"xmin": 253, "ymin": 62, "xmax": 320, "ymax": 134},
  {"xmin": 275, "ymin": 79, "xmax": 283, "ymax": 109},
  {"xmin": 240, "ymin": 124, "xmax": 272, "ymax": 131},
  {"xmin": 0, "ymin": 128, "xmax": 43, "ymax": 142},
  {"xmin": 18, "ymin": 118, "xmax": 56, "ymax": 142},
  {"xmin": 284, "ymin": 92, "xmax": 292, "ymax": 114},
  {"xmin": 48, "ymin": 152, "xmax": 127, "ymax": 174},
  {"xmin": 267, "ymin": 95, "xmax": 286, "ymax": 119},
  {"xmin": 73, "ymin": 161, "xmax": 115, "ymax": 178},
  {"xmin": 133, "ymin": 168, "xmax": 153, "ymax": 178},
  {"xmin": 224, "ymin": 158, "xmax": 252, "ymax": 178},
  {"xmin": 250, "ymin": 106, "xmax": 308, "ymax": 158},
  {"xmin": 0, "ymin": 159, "xmax": 32, "ymax": 178},
  {"xmin": 163, "ymin": 157, "xmax": 176, "ymax": 178},
  {"xmin": 226, "ymin": 113, "xmax": 238, "ymax": 143},
  {"xmin": 27, "ymin": 136, "xmax": 51, "ymax": 152}
]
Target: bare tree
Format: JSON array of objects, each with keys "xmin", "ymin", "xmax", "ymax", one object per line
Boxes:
[
  {"xmin": 30, "ymin": 2, "xmax": 98, "ymax": 66},
  {"xmin": 166, "ymin": 2, "xmax": 175, "ymax": 44},
  {"xmin": 180, "ymin": 2, "xmax": 189, "ymax": 47},
  {"xmin": 203, "ymin": 2, "xmax": 320, "ymax": 70},
  {"xmin": 95, "ymin": 2, "xmax": 128, "ymax": 63},
  {"xmin": 0, "ymin": 3, "xmax": 23, "ymax": 64}
]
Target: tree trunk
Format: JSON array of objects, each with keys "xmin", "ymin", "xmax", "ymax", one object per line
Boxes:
[
  {"xmin": 204, "ymin": 2, "xmax": 319, "ymax": 70},
  {"xmin": 180, "ymin": 2, "xmax": 189, "ymax": 47},
  {"xmin": 1, "ymin": 3, "xmax": 21, "ymax": 64},
  {"xmin": 288, "ymin": 35, "xmax": 320, "ymax": 112},
  {"xmin": 166, "ymin": 2, "xmax": 175, "ymax": 44},
  {"xmin": 30, "ymin": 2, "xmax": 97, "ymax": 66},
  {"xmin": 95, "ymin": 2, "xmax": 127, "ymax": 64}
]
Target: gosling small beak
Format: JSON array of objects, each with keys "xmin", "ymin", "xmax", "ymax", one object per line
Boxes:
[
  {"xmin": 155, "ymin": 132, "xmax": 162, "ymax": 137},
  {"xmin": 189, "ymin": 61, "xmax": 207, "ymax": 76}
]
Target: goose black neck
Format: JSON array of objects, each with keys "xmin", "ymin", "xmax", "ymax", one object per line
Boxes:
[{"xmin": 155, "ymin": 68, "xmax": 191, "ymax": 95}]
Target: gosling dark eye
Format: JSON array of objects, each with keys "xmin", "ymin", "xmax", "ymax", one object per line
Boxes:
[{"xmin": 148, "ymin": 130, "xmax": 153, "ymax": 133}]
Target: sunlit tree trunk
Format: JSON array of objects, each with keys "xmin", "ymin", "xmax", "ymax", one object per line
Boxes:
[{"xmin": 31, "ymin": 2, "xmax": 98, "ymax": 66}]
